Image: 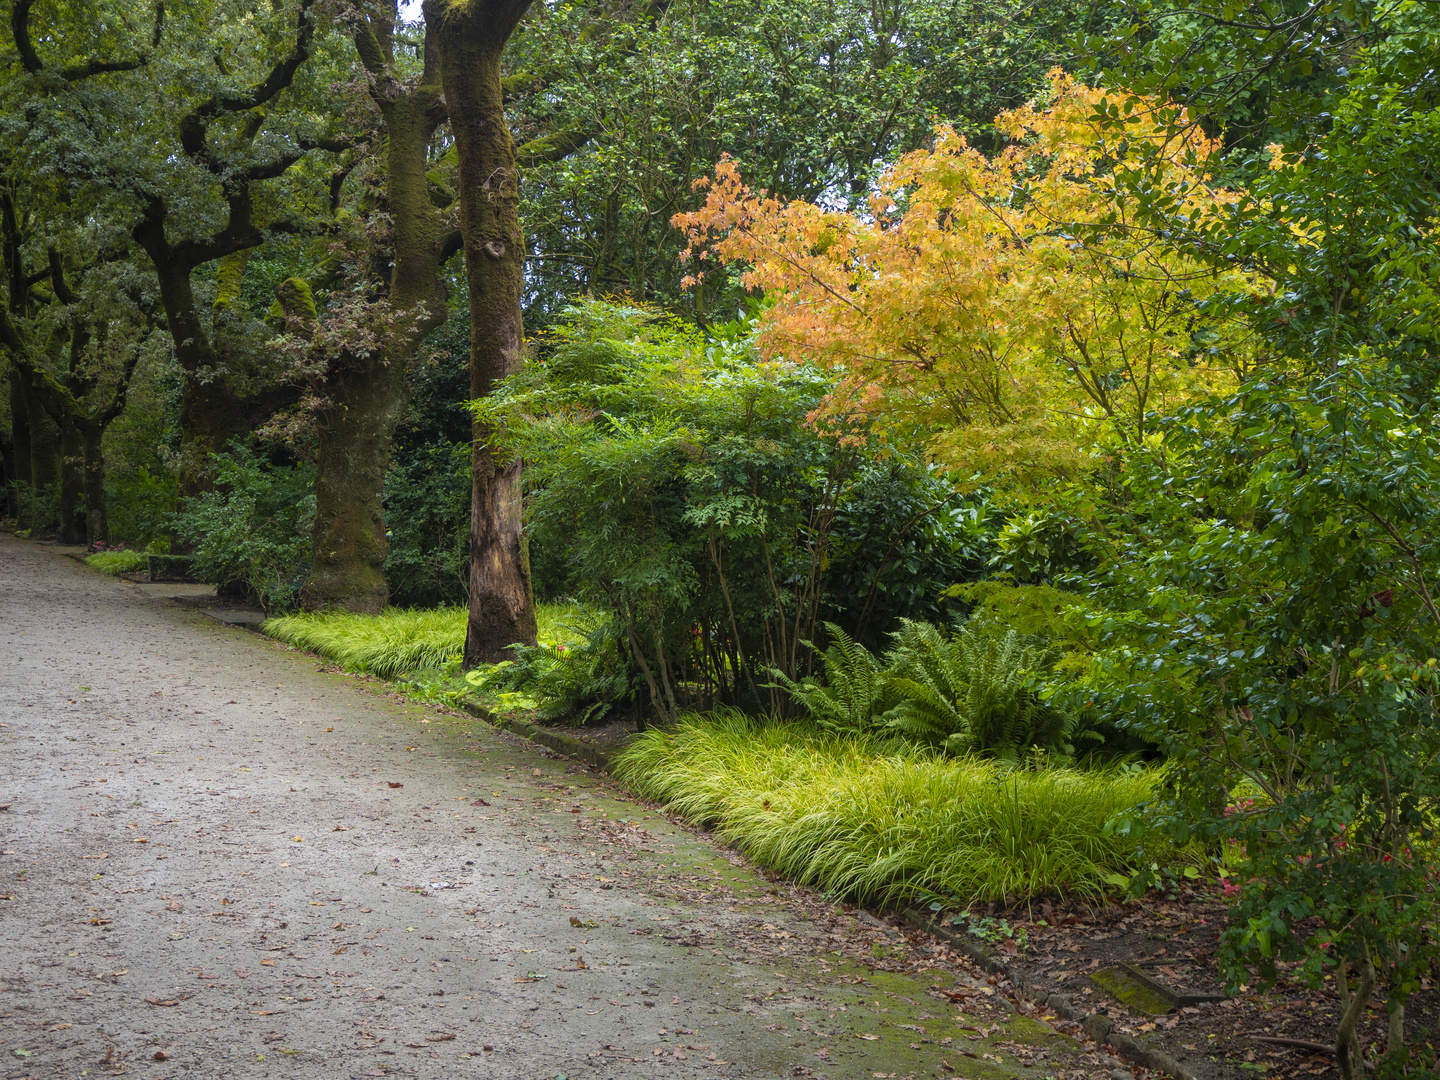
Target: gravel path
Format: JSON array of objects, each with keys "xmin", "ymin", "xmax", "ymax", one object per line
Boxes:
[{"xmin": 0, "ymin": 534, "xmax": 1088, "ymax": 1080}]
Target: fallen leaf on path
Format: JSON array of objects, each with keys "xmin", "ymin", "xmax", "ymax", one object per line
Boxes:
[
  {"xmin": 532, "ymin": 769, "xmax": 541, "ymax": 776},
  {"xmin": 332, "ymin": 825, "xmax": 351, "ymax": 832},
  {"xmin": 402, "ymin": 1041, "xmax": 423, "ymax": 1048},
  {"xmin": 153, "ymin": 1051, "xmax": 170, "ymax": 1061},
  {"xmin": 80, "ymin": 853, "xmax": 109, "ymax": 859},
  {"xmin": 425, "ymin": 1033, "xmax": 456, "ymax": 1042},
  {"xmin": 472, "ymin": 799, "xmax": 490, "ymax": 807},
  {"xmin": 855, "ymin": 1033, "xmax": 881, "ymax": 1041},
  {"xmin": 145, "ymin": 998, "xmax": 180, "ymax": 1007},
  {"xmin": 260, "ymin": 959, "xmax": 275, "ymax": 967},
  {"xmin": 166, "ymin": 900, "xmax": 184, "ymax": 912},
  {"xmin": 388, "ymin": 782, "xmax": 403, "ymax": 789}
]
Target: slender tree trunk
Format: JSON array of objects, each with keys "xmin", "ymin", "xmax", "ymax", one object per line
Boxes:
[
  {"xmin": 7, "ymin": 366, "xmax": 30, "ymax": 529},
  {"xmin": 426, "ymin": 0, "xmax": 538, "ymax": 665}
]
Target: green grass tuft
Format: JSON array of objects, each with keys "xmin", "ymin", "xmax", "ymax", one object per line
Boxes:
[
  {"xmin": 261, "ymin": 602, "xmax": 584, "ymax": 679},
  {"xmin": 613, "ymin": 711, "xmax": 1172, "ymax": 906},
  {"xmin": 86, "ymin": 550, "xmax": 146, "ymax": 575}
]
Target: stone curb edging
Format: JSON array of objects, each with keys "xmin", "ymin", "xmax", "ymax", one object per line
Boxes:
[
  {"xmin": 456, "ymin": 699, "xmax": 614, "ymax": 771},
  {"xmin": 900, "ymin": 907, "xmax": 1196, "ymax": 1080}
]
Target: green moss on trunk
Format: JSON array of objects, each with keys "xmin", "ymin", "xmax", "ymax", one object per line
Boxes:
[
  {"xmin": 295, "ymin": 8, "xmax": 453, "ymax": 613},
  {"xmin": 8, "ymin": 366, "xmax": 33, "ymax": 529}
]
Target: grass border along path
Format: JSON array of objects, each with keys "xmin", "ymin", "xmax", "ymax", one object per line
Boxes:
[
  {"xmin": 262, "ymin": 607, "xmax": 469, "ymax": 677},
  {"xmin": 612, "ymin": 710, "xmax": 1171, "ymax": 909}
]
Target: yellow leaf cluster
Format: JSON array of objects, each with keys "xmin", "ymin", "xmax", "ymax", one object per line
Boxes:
[{"xmin": 675, "ymin": 72, "xmax": 1266, "ymax": 479}]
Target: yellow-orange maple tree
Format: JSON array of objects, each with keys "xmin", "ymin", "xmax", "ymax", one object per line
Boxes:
[{"xmin": 675, "ymin": 72, "xmax": 1264, "ymax": 476}]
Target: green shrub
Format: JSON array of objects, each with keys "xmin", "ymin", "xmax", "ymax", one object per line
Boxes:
[
  {"xmin": 476, "ymin": 300, "xmax": 998, "ymax": 723},
  {"xmin": 103, "ymin": 466, "xmax": 176, "ymax": 548},
  {"xmin": 383, "ymin": 442, "xmax": 471, "ymax": 608},
  {"xmin": 173, "ymin": 446, "xmax": 314, "ymax": 612},
  {"xmin": 85, "ymin": 549, "xmax": 146, "ymax": 575},
  {"xmin": 614, "ymin": 712, "xmax": 1172, "ymax": 905}
]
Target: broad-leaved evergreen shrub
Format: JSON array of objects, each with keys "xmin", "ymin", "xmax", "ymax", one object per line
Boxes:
[{"xmin": 173, "ymin": 445, "xmax": 314, "ymax": 612}]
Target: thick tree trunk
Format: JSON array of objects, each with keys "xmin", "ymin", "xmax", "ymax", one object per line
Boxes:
[
  {"xmin": 426, "ymin": 0, "xmax": 538, "ymax": 665},
  {"xmin": 23, "ymin": 371, "xmax": 59, "ymax": 535},
  {"xmin": 150, "ymin": 262, "xmax": 247, "ymax": 503},
  {"xmin": 81, "ymin": 421, "xmax": 107, "ymax": 546},
  {"xmin": 7, "ymin": 367, "xmax": 31, "ymax": 529},
  {"xmin": 296, "ymin": 22, "xmax": 451, "ymax": 612},
  {"xmin": 299, "ymin": 352, "xmax": 409, "ymax": 613},
  {"xmin": 57, "ymin": 419, "xmax": 86, "ymax": 544}
]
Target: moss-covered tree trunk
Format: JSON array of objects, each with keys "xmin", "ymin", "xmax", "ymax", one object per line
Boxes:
[
  {"xmin": 301, "ymin": 352, "xmax": 411, "ymax": 611},
  {"xmin": 295, "ymin": 13, "xmax": 453, "ymax": 613},
  {"xmin": 7, "ymin": 367, "xmax": 32, "ymax": 529},
  {"xmin": 145, "ymin": 258, "xmax": 257, "ymax": 503},
  {"xmin": 426, "ymin": 0, "xmax": 538, "ymax": 664},
  {"xmin": 23, "ymin": 371, "xmax": 59, "ymax": 535}
]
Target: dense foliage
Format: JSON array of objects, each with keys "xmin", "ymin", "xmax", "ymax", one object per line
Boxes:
[
  {"xmin": 475, "ymin": 301, "xmax": 983, "ymax": 724},
  {"xmin": 7, "ymin": 0, "xmax": 1440, "ymax": 1069}
]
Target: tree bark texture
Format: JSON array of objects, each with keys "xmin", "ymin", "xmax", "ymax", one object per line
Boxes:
[
  {"xmin": 296, "ymin": 12, "xmax": 452, "ymax": 613},
  {"xmin": 425, "ymin": 0, "xmax": 538, "ymax": 664},
  {"xmin": 21, "ymin": 369, "xmax": 59, "ymax": 535},
  {"xmin": 56, "ymin": 419, "xmax": 85, "ymax": 544},
  {"xmin": 300, "ymin": 351, "xmax": 409, "ymax": 611},
  {"xmin": 7, "ymin": 367, "xmax": 32, "ymax": 529}
]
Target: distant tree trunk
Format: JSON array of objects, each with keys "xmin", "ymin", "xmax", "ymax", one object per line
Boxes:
[
  {"xmin": 23, "ymin": 372, "xmax": 59, "ymax": 535},
  {"xmin": 147, "ymin": 259, "xmax": 256, "ymax": 503},
  {"xmin": 426, "ymin": 0, "xmax": 538, "ymax": 664},
  {"xmin": 56, "ymin": 418, "xmax": 86, "ymax": 544},
  {"xmin": 7, "ymin": 367, "xmax": 31, "ymax": 528},
  {"xmin": 81, "ymin": 420, "xmax": 107, "ymax": 545}
]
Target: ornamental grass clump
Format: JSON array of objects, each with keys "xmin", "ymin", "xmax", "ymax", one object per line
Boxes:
[
  {"xmin": 261, "ymin": 602, "xmax": 584, "ymax": 679},
  {"xmin": 85, "ymin": 549, "xmax": 146, "ymax": 575},
  {"xmin": 614, "ymin": 711, "xmax": 1170, "ymax": 906}
]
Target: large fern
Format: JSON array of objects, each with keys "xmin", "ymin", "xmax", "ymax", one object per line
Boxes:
[
  {"xmin": 883, "ymin": 620, "xmax": 1073, "ymax": 760},
  {"xmin": 770, "ymin": 623, "xmax": 892, "ymax": 732}
]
